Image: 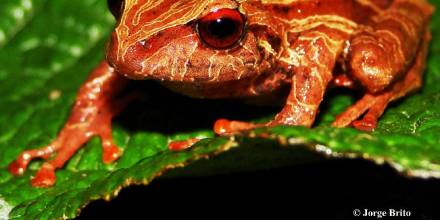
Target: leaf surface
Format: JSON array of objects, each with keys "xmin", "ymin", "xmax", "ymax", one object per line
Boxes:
[{"xmin": 0, "ymin": 0, "xmax": 439, "ymax": 219}]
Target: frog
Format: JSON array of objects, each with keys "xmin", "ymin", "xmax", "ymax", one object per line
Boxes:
[{"xmin": 8, "ymin": 0, "xmax": 435, "ymax": 187}]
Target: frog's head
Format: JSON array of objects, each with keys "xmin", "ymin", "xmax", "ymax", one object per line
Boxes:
[{"xmin": 106, "ymin": 0, "xmax": 275, "ymax": 83}]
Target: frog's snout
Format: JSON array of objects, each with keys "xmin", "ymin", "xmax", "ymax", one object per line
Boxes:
[
  {"xmin": 106, "ymin": 32, "xmax": 146, "ymax": 79},
  {"xmin": 105, "ymin": 26, "xmax": 206, "ymax": 81}
]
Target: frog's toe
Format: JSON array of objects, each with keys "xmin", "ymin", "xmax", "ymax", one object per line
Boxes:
[
  {"xmin": 101, "ymin": 142, "xmax": 122, "ymax": 164},
  {"xmin": 98, "ymin": 124, "xmax": 122, "ymax": 164},
  {"xmin": 8, "ymin": 160, "xmax": 26, "ymax": 176},
  {"xmin": 168, "ymin": 138, "xmax": 201, "ymax": 151},
  {"xmin": 214, "ymin": 119, "xmax": 232, "ymax": 135},
  {"xmin": 213, "ymin": 119, "xmax": 259, "ymax": 135},
  {"xmin": 352, "ymin": 117, "xmax": 377, "ymax": 132},
  {"xmin": 8, "ymin": 144, "xmax": 57, "ymax": 176},
  {"xmin": 31, "ymin": 163, "xmax": 56, "ymax": 188}
]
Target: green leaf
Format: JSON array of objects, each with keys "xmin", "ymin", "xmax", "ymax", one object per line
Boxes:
[{"xmin": 0, "ymin": 0, "xmax": 439, "ymax": 219}]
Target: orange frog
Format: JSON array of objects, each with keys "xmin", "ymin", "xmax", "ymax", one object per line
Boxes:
[{"xmin": 9, "ymin": 0, "xmax": 435, "ymax": 187}]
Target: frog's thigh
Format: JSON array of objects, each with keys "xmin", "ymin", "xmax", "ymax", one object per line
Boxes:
[
  {"xmin": 388, "ymin": 32, "xmax": 431, "ymax": 101},
  {"xmin": 333, "ymin": 31, "xmax": 430, "ymax": 130},
  {"xmin": 349, "ymin": 0, "xmax": 433, "ymax": 93},
  {"xmin": 271, "ymin": 26, "xmax": 349, "ymax": 127}
]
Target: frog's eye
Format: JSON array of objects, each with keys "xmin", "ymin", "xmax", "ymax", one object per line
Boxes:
[
  {"xmin": 197, "ymin": 9, "xmax": 245, "ymax": 49},
  {"xmin": 107, "ymin": 0, "xmax": 125, "ymax": 19}
]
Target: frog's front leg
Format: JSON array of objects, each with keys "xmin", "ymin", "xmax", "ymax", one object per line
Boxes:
[
  {"xmin": 9, "ymin": 61, "xmax": 131, "ymax": 187},
  {"xmin": 215, "ymin": 26, "xmax": 350, "ymax": 134},
  {"xmin": 271, "ymin": 27, "xmax": 350, "ymax": 126}
]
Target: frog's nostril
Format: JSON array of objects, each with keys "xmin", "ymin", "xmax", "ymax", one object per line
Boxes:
[{"xmin": 138, "ymin": 39, "xmax": 151, "ymax": 49}]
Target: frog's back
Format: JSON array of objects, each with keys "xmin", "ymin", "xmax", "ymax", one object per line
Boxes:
[{"xmin": 241, "ymin": 0, "xmax": 393, "ymax": 26}]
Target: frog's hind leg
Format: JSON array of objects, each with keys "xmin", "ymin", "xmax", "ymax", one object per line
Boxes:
[
  {"xmin": 348, "ymin": 0, "xmax": 433, "ymax": 93},
  {"xmin": 9, "ymin": 61, "xmax": 132, "ymax": 187},
  {"xmin": 332, "ymin": 32, "xmax": 430, "ymax": 131},
  {"xmin": 332, "ymin": 0, "xmax": 433, "ymax": 131}
]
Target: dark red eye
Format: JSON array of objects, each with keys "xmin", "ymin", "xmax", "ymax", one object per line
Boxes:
[
  {"xmin": 197, "ymin": 9, "xmax": 245, "ymax": 49},
  {"xmin": 107, "ymin": 0, "xmax": 125, "ymax": 19}
]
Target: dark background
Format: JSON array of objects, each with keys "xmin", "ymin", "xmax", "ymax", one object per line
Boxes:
[{"xmin": 77, "ymin": 159, "xmax": 440, "ymax": 220}]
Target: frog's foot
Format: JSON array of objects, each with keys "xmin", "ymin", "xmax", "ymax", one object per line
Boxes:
[
  {"xmin": 332, "ymin": 93, "xmax": 392, "ymax": 132},
  {"xmin": 7, "ymin": 93, "xmax": 139, "ymax": 187},
  {"xmin": 168, "ymin": 138, "xmax": 201, "ymax": 151},
  {"xmin": 213, "ymin": 119, "xmax": 262, "ymax": 135},
  {"xmin": 213, "ymin": 117, "xmax": 307, "ymax": 135},
  {"xmin": 8, "ymin": 113, "xmax": 121, "ymax": 187}
]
